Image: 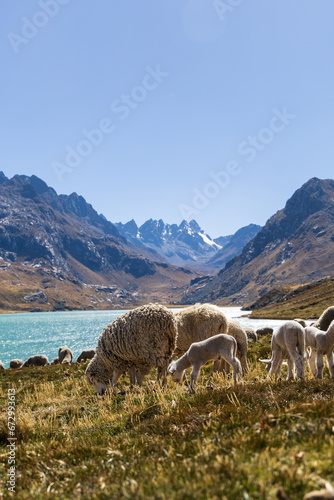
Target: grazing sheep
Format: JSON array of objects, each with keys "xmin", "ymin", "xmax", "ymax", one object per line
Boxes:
[
  {"xmin": 212, "ymin": 319, "xmax": 249, "ymax": 374},
  {"xmin": 22, "ymin": 355, "xmax": 50, "ymax": 368},
  {"xmin": 77, "ymin": 349, "xmax": 95, "ymax": 363},
  {"xmin": 294, "ymin": 318, "xmax": 307, "ymax": 328},
  {"xmin": 305, "ymin": 321, "xmax": 334, "ymax": 379},
  {"xmin": 85, "ymin": 303, "xmax": 177, "ymax": 395},
  {"xmin": 174, "ymin": 303, "xmax": 228, "ymax": 357},
  {"xmin": 0, "ymin": 361, "xmax": 5, "ymax": 370},
  {"xmin": 313, "ymin": 306, "xmax": 334, "ymax": 331},
  {"xmin": 260, "ymin": 321, "xmax": 305, "ymax": 380},
  {"xmin": 51, "ymin": 357, "xmax": 60, "ymax": 365},
  {"xmin": 245, "ymin": 327, "xmax": 258, "ymax": 343},
  {"xmin": 256, "ymin": 327, "xmax": 273, "ymax": 336},
  {"xmin": 168, "ymin": 334, "xmax": 242, "ymax": 392},
  {"xmin": 10, "ymin": 359, "xmax": 24, "ymax": 369},
  {"xmin": 58, "ymin": 346, "xmax": 73, "ymax": 364}
]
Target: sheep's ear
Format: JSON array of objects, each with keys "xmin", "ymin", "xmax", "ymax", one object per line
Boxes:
[{"xmin": 259, "ymin": 359, "xmax": 271, "ymax": 365}]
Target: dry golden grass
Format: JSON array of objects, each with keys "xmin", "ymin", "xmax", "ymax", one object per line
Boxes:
[{"xmin": 0, "ymin": 337, "xmax": 334, "ymax": 499}]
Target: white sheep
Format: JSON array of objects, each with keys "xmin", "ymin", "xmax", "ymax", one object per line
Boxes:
[
  {"xmin": 168, "ymin": 334, "xmax": 242, "ymax": 392},
  {"xmin": 305, "ymin": 321, "xmax": 334, "ymax": 379},
  {"xmin": 260, "ymin": 321, "xmax": 305, "ymax": 380},
  {"xmin": 85, "ymin": 303, "xmax": 177, "ymax": 395},
  {"xmin": 212, "ymin": 319, "xmax": 249, "ymax": 374},
  {"xmin": 173, "ymin": 303, "xmax": 228, "ymax": 357},
  {"xmin": 76, "ymin": 349, "xmax": 95, "ymax": 363},
  {"xmin": 22, "ymin": 355, "xmax": 50, "ymax": 368},
  {"xmin": 10, "ymin": 359, "xmax": 24, "ymax": 369},
  {"xmin": 313, "ymin": 306, "xmax": 334, "ymax": 331},
  {"xmin": 58, "ymin": 346, "xmax": 73, "ymax": 364}
]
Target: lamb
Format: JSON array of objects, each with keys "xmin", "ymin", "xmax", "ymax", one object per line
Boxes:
[
  {"xmin": 10, "ymin": 359, "xmax": 24, "ymax": 369},
  {"xmin": 85, "ymin": 303, "xmax": 177, "ymax": 395},
  {"xmin": 212, "ymin": 319, "xmax": 249, "ymax": 374},
  {"xmin": 313, "ymin": 306, "xmax": 334, "ymax": 331},
  {"xmin": 305, "ymin": 321, "xmax": 334, "ymax": 379},
  {"xmin": 22, "ymin": 355, "xmax": 50, "ymax": 368},
  {"xmin": 77, "ymin": 349, "xmax": 95, "ymax": 363},
  {"xmin": 260, "ymin": 321, "xmax": 305, "ymax": 380},
  {"xmin": 0, "ymin": 361, "xmax": 5, "ymax": 370},
  {"xmin": 173, "ymin": 303, "xmax": 228, "ymax": 357},
  {"xmin": 58, "ymin": 346, "xmax": 73, "ymax": 364},
  {"xmin": 168, "ymin": 334, "xmax": 242, "ymax": 392}
]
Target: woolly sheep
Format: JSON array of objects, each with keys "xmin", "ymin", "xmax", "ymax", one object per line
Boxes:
[
  {"xmin": 77, "ymin": 349, "xmax": 95, "ymax": 363},
  {"xmin": 10, "ymin": 359, "xmax": 24, "ymax": 369},
  {"xmin": 0, "ymin": 361, "xmax": 5, "ymax": 370},
  {"xmin": 58, "ymin": 346, "xmax": 73, "ymax": 364},
  {"xmin": 213, "ymin": 320, "xmax": 249, "ymax": 374},
  {"xmin": 51, "ymin": 357, "xmax": 60, "ymax": 365},
  {"xmin": 313, "ymin": 306, "xmax": 334, "ymax": 331},
  {"xmin": 245, "ymin": 327, "xmax": 257, "ymax": 343},
  {"xmin": 256, "ymin": 327, "xmax": 273, "ymax": 336},
  {"xmin": 305, "ymin": 321, "xmax": 334, "ymax": 379},
  {"xmin": 22, "ymin": 355, "xmax": 50, "ymax": 367},
  {"xmin": 85, "ymin": 303, "xmax": 177, "ymax": 395},
  {"xmin": 173, "ymin": 303, "xmax": 228, "ymax": 357},
  {"xmin": 168, "ymin": 334, "xmax": 242, "ymax": 392},
  {"xmin": 260, "ymin": 321, "xmax": 305, "ymax": 380}
]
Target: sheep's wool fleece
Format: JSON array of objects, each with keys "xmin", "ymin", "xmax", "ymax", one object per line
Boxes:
[
  {"xmin": 315, "ymin": 306, "xmax": 334, "ymax": 331},
  {"xmin": 175, "ymin": 303, "xmax": 228, "ymax": 355},
  {"xmin": 96, "ymin": 303, "xmax": 177, "ymax": 372}
]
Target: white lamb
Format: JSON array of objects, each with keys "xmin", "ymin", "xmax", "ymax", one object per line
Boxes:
[
  {"xmin": 305, "ymin": 320, "xmax": 334, "ymax": 379},
  {"xmin": 260, "ymin": 321, "xmax": 305, "ymax": 380},
  {"xmin": 168, "ymin": 333, "xmax": 242, "ymax": 392}
]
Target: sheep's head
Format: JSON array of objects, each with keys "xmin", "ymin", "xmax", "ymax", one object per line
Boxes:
[
  {"xmin": 168, "ymin": 361, "xmax": 183, "ymax": 382},
  {"xmin": 85, "ymin": 356, "xmax": 110, "ymax": 396}
]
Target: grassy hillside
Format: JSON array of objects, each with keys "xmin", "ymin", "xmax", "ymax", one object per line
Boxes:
[
  {"xmin": 1, "ymin": 336, "xmax": 334, "ymax": 499},
  {"xmin": 248, "ymin": 277, "xmax": 334, "ymax": 320}
]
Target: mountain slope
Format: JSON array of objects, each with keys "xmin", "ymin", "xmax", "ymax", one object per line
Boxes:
[
  {"xmin": 180, "ymin": 178, "xmax": 334, "ymax": 305},
  {"xmin": 0, "ymin": 172, "xmax": 196, "ymax": 311}
]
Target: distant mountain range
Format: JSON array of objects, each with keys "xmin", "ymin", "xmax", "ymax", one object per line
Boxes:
[
  {"xmin": 0, "ymin": 172, "xmax": 197, "ymax": 311},
  {"xmin": 180, "ymin": 177, "xmax": 334, "ymax": 305},
  {"xmin": 115, "ymin": 219, "xmax": 261, "ymax": 271}
]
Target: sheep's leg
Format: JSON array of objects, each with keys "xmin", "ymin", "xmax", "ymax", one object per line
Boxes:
[
  {"xmin": 135, "ymin": 369, "xmax": 146, "ymax": 387},
  {"xmin": 286, "ymin": 358, "xmax": 295, "ymax": 381},
  {"xmin": 212, "ymin": 358, "xmax": 230, "ymax": 374},
  {"xmin": 224, "ymin": 354, "xmax": 242, "ymax": 382},
  {"xmin": 268, "ymin": 350, "xmax": 282, "ymax": 379},
  {"xmin": 286, "ymin": 346, "xmax": 305, "ymax": 379},
  {"xmin": 129, "ymin": 366, "xmax": 137, "ymax": 386},
  {"xmin": 240, "ymin": 356, "xmax": 249, "ymax": 374},
  {"xmin": 157, "ymin": 365, "xmax": 167, "ymax": 386},
  {"xmin": 212, "ymin": 358, "xmax": 222, "ymax": 373},
  {"xmin": 316, "ymin": 351, "xmax": 324, "ymax": 379},
  {"xmin": 190, "ymin": 363, "xmax": 202, "ymax": 393},
  {"xmin": 326, "ymin": 352, "xmax": 334, "ymax": 378},
  {"xmin": 308, "ymin": 349, "xmax": 317, "ymax": 378},
  {"xmin": 110, "ymin": 369, "xmax": 122, "ymax": 388}
]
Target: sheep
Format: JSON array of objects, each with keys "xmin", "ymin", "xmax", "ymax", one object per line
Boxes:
[
  {"xmin": 245, "ymin": 327, "xmax": 257, "ymax": 343},
  {"xmin": 10, "ymin": 359, "xmax": 24, "ymax": 369},
  {"xmin": 76, "ymin": 349, "xmax": 95, "ymax": 363},
  {"xmin": 173, "ymin": 303, "xmax": 228, "ymax": 357},
  {"xmin": 58, "ymin": 346, "xmax": 73, "ymax": 364},
  {"xmin": 51, "ymin": 357, "xmax": 60, "ymax": 365},
  {"xmin": 305, "ymin": 321, "xmax": 334, "ymax": 379},
  {"xmin": 294, "ymin": 318, "xmax": 307, "ymax": 328},
  {"xmin": 256, "ymin": 327, "xmax": 273, "ymax": 336},
  {"xmin": 22, "ymin": 355, "xmax": 50, "ymax": 368},
  {"xmin": 0, "ymin": 361, "xmax": 5, "ymax": 370},
  {"xmin": 313, "ymin": 306, "xmax": 334, "ymax": 331},
  {"xmin": 168, "ymin": 334, "xmax": 242, "ymax": 392},
  {"xmin": 259, "ymin": 321, "xmax": 305, "ymax": 380},
  {"xmin": 85, "ymin": 303, "xmax": 177, "ymax": 395}
]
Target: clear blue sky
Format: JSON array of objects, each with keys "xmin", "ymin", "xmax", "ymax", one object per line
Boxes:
[{"xmin": 1, "ymin": 1, "xmax": 334, "ymax": 237}]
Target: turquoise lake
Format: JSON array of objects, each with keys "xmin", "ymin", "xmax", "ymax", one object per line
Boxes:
[{"xmin": 0, "ymin": 307, "xmax": 289, "ymax": 368}]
